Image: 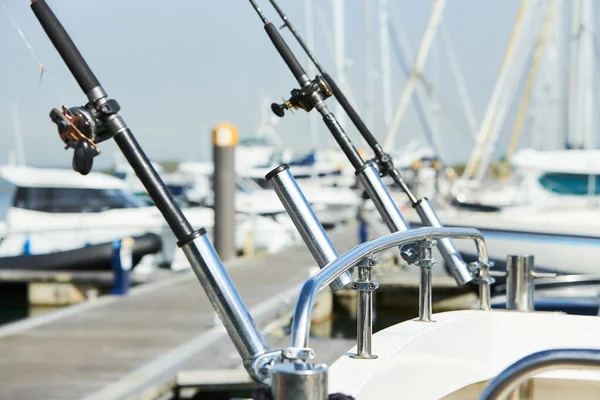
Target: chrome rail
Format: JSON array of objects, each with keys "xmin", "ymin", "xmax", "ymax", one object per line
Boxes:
[
  {"xmin": 288, "ymin": 227, "xmax": 489, "ymax": 349},
  {"xmin": 479, "ymin": 348, "xmax": 600, "ymax": 400}
]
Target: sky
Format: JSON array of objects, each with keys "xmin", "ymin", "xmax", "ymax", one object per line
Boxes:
[{"xmin": 0, "ymin": 0, "xmax": 582, "ymax": 170}]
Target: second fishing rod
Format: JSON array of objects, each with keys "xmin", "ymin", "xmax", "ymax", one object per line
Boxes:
[{"xmin": 248, "ymin": 0, "xmax": 474, "ymax": 286}]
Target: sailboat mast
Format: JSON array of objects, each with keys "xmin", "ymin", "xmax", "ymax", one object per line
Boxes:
[
  {"xmin": 378, "ymin": 0, "xmax": 392, "ymax": 127},
  {"xmin": 383, "ymin": 0, "xmax": 447, "ymax": 151},
  {"xmin": 581, "ymin": 0, "xmax": 594, "ymax": 149},
  {"xmin": 364, "ymin": 0, "xmax": 374, "ymax": 129},
  {"xmin": 567, "ymin": 0, "xmax": 582, "ymax": 149},
  {"xmin": 332, "ymin": 0, "xmax": 347, "ymax": 130}
]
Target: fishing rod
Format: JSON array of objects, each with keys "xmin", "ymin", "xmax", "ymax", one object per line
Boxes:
[
  {"xmin": 248, "ymin": 0, "xmax": 411, "ymax": 240},
  {"xmin": 249, "ymin": 0, "xmax": 476, "ymax": 286},
  {"xmin": 29, "ymin": 0, "xmax": 277, "ymax": 383}
]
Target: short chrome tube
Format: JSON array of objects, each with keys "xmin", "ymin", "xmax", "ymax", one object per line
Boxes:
[
  {"xmin": 180, "ymin": 233, "xmax": 268, "ymax": 374},
  {"xmin": 271, "ymin": 363, "xmax": 328, "ymax": 400},
  {"xmin": 480, "ymin": 348, "xmax": 600, "ymax": 400},
  {"xmin": 357, "ymin": 161, "xmax": 410, "ymax": 232},
  {"xmin": 506, "ymin": 255, "xmax": 535, "ymax": 312},
  {"xmin": 266, "ymin": 165, "xmax": 352, "ymax": 292},
  {"xmin": 290, "ymin": 227, "xmax": 488, "ymax": 348},
  {"xmin": 414, "ymin": 198, "xmax": 474, "ymax": 285}
]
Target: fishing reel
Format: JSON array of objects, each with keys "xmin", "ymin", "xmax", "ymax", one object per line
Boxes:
[
  {"xmin": 49, "ymin": 100, "xmax": 120, "ymax": 175},
  {"xmin": 271, "ymin": 75, "xmax": 332, "ymax": 117}
]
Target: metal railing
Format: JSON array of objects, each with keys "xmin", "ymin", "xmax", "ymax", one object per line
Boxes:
[
  {"xmin": 480, "ymin": 348, "xmax": 600, "ymax": 400},
  {"xmin": 288, "ymin": 226, "xmax": 489, "ymax": 349}
]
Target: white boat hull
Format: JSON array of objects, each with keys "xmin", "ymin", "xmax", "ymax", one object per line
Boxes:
[{"xmin": 329, "ymin": 310, "xmax": 600, "ymax": 399}]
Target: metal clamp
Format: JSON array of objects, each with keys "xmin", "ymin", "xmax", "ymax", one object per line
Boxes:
[
  {"xmin": 250, "ymin": 350, "xmax": 285, "ymax": 385},
  {"xmin": 250, "ymin": 347, "xmax": 317, "ymax": 385},
  {"xmin": 283, "ymin": 347, "xmax": 316, "ymax": 361},
  {"xmin": 350, "ymin": 257, "xmax": 379, "ymax": 359},
  {"xmin": 469, "ymin": 261, "xmax": 495, "ymax": 311}
]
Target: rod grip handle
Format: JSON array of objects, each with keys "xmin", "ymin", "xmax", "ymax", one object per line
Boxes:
[
  {"xmin": 31, "ymin": 0, "xmax": 100, "ymax": 94},
  {"xmin": 264, "ymin": 22, "xmax": 307, "ymax": 84}
]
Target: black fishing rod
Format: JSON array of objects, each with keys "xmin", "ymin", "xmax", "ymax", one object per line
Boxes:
[
  {"xmin": 248, "ymin": 0, "xmax": 412, "ymax": 240},
  {"xmin": 268, "ymin": 0, "xmax": 410, "ymax": 196},
  {"xmin": 29, "ymin": 0, "xmax": 274, "ymax": 382},
  {"xmin": 249, "ymin": 0, "xmax": 475, "ymax": 286}
]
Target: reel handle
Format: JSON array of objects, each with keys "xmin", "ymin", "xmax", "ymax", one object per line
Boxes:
[{"xmin": 31, "ymin": 0, "xmax": 100, "ymax": 94}]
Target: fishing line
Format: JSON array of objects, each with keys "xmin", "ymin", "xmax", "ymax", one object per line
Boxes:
[{"xmin": 3, "ymin": 4, "xmax": 65, "ymax": 103}]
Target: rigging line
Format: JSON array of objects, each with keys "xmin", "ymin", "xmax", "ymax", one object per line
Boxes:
[
  {"xmin": 382, "ymin": 0, "xmax": 446, "ymax": 152},
  {"xmin": 2, "ymin": 4, "xmax": 65, "ymax": 103},
  {"xmin": 387, "ymin": 19, "xmax": 440, "ymax": 157},
  {"xmin": 440, "ymin": 23, "xmax": 479, "ymax": 139}
]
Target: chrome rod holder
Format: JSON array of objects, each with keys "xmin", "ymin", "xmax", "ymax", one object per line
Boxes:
[
  {"xmin": 271, "ymin": 363, "xmax": 328, "ymax": 400},
  {"xmin": 492, "ymin": 255, "xmax": 556, "ymax": 312},
  {"xmin": 350, "ymin": 257, "xmax": 379, "ymax": 359},
  {"xmin": 356, "ymin": 161, "xmax": 410, "ymax": 232},
  {"xmin": 506, "ymin": 255, "xmax": 535, "ymax": 312},
  {"xmin": 415, "ymin": 240, "xmax": 437, "ymax": 322},
  {"xmin": 180, "ymin": 232, "xmax": 270, "ymax": 381},
  {"xmin": 266, "ymin": 164, "xmax": 352, "ymax": 292}
]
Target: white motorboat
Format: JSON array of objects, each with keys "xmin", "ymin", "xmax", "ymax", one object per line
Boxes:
[
  {"xmin": 0, "ymin": 166, "xmax": 297, "ymax": 271},
  {"xmin": 179, "ymin": 161, "xmax": 359, "ymax": 228},
  {"xmin": 387, "ymin": 149, "xmax": 600, "ymax": 275}
]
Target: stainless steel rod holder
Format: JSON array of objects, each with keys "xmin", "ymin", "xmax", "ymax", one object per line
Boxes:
[
  {"xmin": 416, "ymin": 240, "xmax": 436, "ymax": 322},
  {"xmin": 350, "ymin": 258, "xmax": 379, "ymax": 359},
  {"xmin": 266, "ymin": 165, "xmax": 352, "ymax": 292},
  {"xmin": 414, "ymin": 198, "xmax": 473, "ymax": 285},
  {"xmin": 506, "ymin": 255, "xmax": 535, "ymax": 312},
  {"xmin": 271, "ymin": 362, "xmax": 328, "ymax": 400},
  {"xmin": 180, "ymin": 233, "xmax": 269, "ymax": 379},
  {"xmin": 356, "ymin": 161, "xmax": 410, "ymax": 232}
]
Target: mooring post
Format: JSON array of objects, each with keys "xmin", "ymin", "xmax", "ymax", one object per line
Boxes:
[
  {"xmin": 111, "ymin": 237, "xmax": 134, "ymax": 295},
  {"xmin": 213, "ymin": 122, "xmax": 238, "ymax": 261}
]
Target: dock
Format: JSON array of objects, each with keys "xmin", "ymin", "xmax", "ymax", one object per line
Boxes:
[
  {"xmin": 0, "ymin": 222, "xmax": 470, "ymax": 400},
  {"xmin": 0, "ymin": 225, "xmax": 365, "ymax": 400}
]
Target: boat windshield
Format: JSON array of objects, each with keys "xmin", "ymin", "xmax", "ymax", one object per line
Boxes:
[
  {"xmin": 13, "ymin": 186, "xmax": 144, "ymax": 213},
  {"xmin": 538, "ymin": 173, "xmax": 600, "ymax": 195}
]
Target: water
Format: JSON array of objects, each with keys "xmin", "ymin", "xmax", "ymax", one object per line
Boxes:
[{"xmin": 0, "ymin": 283, "xmax": 28, "ymax": 326}]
